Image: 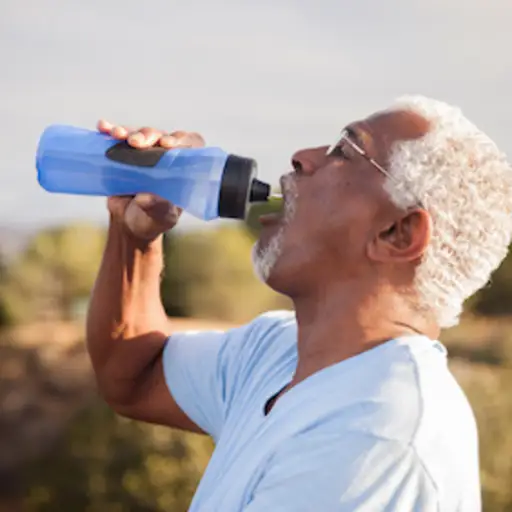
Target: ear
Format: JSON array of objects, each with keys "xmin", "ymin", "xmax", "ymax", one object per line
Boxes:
[{"xmin": 367, "ymin": 209, "xmax": 432, "ymax": 263}]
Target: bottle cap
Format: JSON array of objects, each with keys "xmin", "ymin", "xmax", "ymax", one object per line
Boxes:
[
  {"xmin": 249, "ymin": 179, "xmax": 271, "ymax": 203},
  {"xmin": 218, "ymin": 155, "xmax": 270, "ymax": 219}
]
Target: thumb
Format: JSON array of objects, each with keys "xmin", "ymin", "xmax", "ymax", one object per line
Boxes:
[
  {"xmin": 133, "ymin": 193, "xmax": 183, "ymax": 221},
  {"xmin": 107, "ymin": 196, "xmax": 132, "ymax": 217},
  {"xmin": 133, "ymin": 193, "xmax": 159, "ymax": 209}
]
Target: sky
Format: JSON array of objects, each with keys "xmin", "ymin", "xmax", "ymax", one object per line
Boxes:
[{"xmin": 1, "ymin": 0, "xmax": 511, "ymax": 230}]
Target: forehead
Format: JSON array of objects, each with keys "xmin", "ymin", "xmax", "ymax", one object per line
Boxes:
[{"xmin": 356, "ymin": 109, "xmax": 431, "ymax": 148}]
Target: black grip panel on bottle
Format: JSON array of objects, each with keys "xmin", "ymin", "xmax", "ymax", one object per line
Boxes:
[{"xmin": 105, "ymin": 141, "xmax": 168, "ymax": 167}]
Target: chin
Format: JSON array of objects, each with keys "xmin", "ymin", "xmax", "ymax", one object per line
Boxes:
[
  {"xmin": 252, "ymin": 176, "xmax": 297, "ymax": 286},
  {"xmin": 252, "ymin": 227, "xmax": 285, "ymax": 284}
]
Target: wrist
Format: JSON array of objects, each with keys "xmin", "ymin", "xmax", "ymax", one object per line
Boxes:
[
  {"xmin": 107, "ymin": 218, "xmax": 165, "ymax": 279},
  {"xmin": 109, "ymin": 215, "xmax": 163, "ymax": 252}
]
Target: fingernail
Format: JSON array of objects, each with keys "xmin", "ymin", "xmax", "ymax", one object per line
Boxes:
[
  {"xmin": 111, "ymin": 126, "xmax": 125, "ymax": 138},
  {"xmin": 135, "ymin": 194, "xmax": 157, "ymax": 207}
]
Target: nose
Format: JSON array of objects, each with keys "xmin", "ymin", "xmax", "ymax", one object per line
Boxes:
[{"xmin": 291, "ymin": 147, "xmax": 327, "ymax": 175}]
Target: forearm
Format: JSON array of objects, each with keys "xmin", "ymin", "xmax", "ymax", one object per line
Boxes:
[{"xmin": 86, "ymin": 218, "xmax": 171, "ymax": 405}]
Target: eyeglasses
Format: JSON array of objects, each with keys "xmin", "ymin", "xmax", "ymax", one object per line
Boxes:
[{"xmin": 326, "ymin": 130, "xmax": 424, "ymax": 209}]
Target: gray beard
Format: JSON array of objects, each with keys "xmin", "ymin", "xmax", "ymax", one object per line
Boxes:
[
  {"xmin": 251, "ymin": 226, "xmax": 285, "ymax": 283},
  {"xmin": 251, "ymin": 176, "xmax": 297, "ymax": 283}
]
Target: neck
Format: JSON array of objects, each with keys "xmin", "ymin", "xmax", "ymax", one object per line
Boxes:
[{"xmin": 288, "ymin": 278, "xmax": 439, "ymax": 387}]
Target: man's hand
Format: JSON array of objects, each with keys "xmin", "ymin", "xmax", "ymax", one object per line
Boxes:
[{"xmin": 97, "ymin": 120, "xmax": 205, "ymax": 242}]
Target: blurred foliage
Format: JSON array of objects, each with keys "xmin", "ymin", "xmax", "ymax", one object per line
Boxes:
[
  {"xmin": 0, "ymin": 221, "xmax": 289, "ymax": 327},
  {"xmin": 0, "ymin": 254, "xmax": 11, "ymax": 327},
  {"xmin": 469, "ymin": 369, "xmax": 512, "ymax": 511},
  {"xmin": 471, "ymin": 255, "xmax": 512, "ymax": 317},
  {"xmin": 22, "ymin": 403, "xmax": 213, "ymax": 512},
  {"xmin": 448, "ymin": 359, "xmax": 512, "ymax": 511},
  {"xmin": 161, "ymin": 225, "xmax": 290, "ymax": 323},
  {"xmin": 0, "ymin": 223, "xmax": 106, "ymax": 324}
]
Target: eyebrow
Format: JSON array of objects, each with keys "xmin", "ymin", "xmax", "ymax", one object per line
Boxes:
[
  {"xmin": 345, "ymin": 125, "xmax": 367, "ymax": 152},
  {"xmin": 326, "ymin": 124, "xmax": 370, "ymax": 157}
]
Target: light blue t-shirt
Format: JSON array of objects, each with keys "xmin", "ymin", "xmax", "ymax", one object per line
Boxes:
[{"xmin": 163, "ymin": 311, "xmax": 481, "ymax": 511}]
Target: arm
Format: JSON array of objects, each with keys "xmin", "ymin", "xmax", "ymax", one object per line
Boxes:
[
  {"xmin": 86, "ymin": 220, "xmax": 203, "ymax": 433},
  {"xmin": 87, "ymin": 215, "xmax": 281, "ymax": 440},
  {"xmin": 86, "ymin": 121, "xmax": 208, "ymax": 433}
]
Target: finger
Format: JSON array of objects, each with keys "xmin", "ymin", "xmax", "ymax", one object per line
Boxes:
[
  {"xmin": 133, "ymin": 193, "xmax": 175, "ymax": 214},
  {"xmin": 160, "ymin": 131, "xmax": 205, "ymax": 149},
  {"xmin": 97, "ymin": 119, "xmax": 113, "ymax": 133},
  {"xmin": 132, "ymin": 193, "xmax": 163, "ymax": 209},
  {"xmin": 128, "ymin": 126, "xmax": 165, "ymax": 149},
  {"xmin": 110, "ymin": 125, "xmax": 137, "ymax": 140},
  {"xmin": 158, "ymin": 134, "xmax": 178, "ymax": 148}
]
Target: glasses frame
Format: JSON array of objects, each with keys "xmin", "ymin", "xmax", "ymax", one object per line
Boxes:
[{"xmin": 326, "ymin": 130, "xmax": 424, "ymax": 209}]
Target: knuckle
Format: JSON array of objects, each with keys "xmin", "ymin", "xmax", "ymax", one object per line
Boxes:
[
  {"xmin": 188, "ymin": 132, "xmax": 205, "ymax": 146},
  {"xmin": 139, "ymin": 126, "xmax": 162, "ymax": 138},
  {"xmin": 168, "ymin": 130, "xmax": 187, "ymax": 140},
  {"xmin": 168, "ymin": 130, "xmax": 205, "ymax": 147}
]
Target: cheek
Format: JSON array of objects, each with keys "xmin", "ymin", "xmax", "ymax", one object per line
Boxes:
[{"xmin": 290, "ymin": 187, "xmax": 374, "ymax": 258}]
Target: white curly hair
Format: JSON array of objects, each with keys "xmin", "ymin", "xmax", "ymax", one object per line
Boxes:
[{"xmin": 383, "ymin": 95, "xmax": 512, "ymax": 328}]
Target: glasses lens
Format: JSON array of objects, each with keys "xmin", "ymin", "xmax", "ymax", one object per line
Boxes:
[{"xmin": 326, "ymin": 130, "xmax": 347, "ymax": 156}]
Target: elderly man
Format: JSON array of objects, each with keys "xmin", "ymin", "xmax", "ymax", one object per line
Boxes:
[{"xmin": 87, "ymin": 96, "xmax": 511, "ymax": 511}]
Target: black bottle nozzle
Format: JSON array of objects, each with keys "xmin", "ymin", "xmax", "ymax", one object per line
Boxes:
[
  {"xmin": 249, "ymin": 179, "xmax": 271, "ymax": 203},
  {"xmin": 217, "ymin": 154, "xmax": 272, "ymax": 219}
]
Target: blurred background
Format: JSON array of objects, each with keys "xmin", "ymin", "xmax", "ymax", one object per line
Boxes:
[{"xmin": 1, "ymin": 0, "xmax": 512, "ymax": 510}]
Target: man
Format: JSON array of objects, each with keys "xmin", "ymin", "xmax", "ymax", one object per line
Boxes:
[{"xmin": 87, "ymin": 96, "xmax": 512, "ymax": 511}]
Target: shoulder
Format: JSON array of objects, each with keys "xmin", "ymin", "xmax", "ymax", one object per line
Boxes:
[
  {"xmin": 246, "ymin": 310, "xmax": 297, "ymax": 334},
  {"xmin": 216, "ymin": 310, "xmax": 296, "ymax": 360},
  {"xmin": 229, "ymin": 309, "xmax": 297, "ymax": 375},
  {"xmin": 169, "ymin": 309, "xmax": 295, "ymax": 351},
  {"xmin": 241, "ymin": 310, "xmax": 297, "ymax": 347},
  {"xmin": 332, "ymin": 336, "xmax": 469, "ymax": 445},
  {"xmin": 336, "ymin": 337, "xmax": 479, "ymax": 505}
]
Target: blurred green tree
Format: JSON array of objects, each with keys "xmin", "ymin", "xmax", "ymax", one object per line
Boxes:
[
  {"xmin": 161, "ymin": 224, "xmax": 290, "ymax": 323},
  {"xmin": 0, "ymin": 253, "xmax": 12, "ymax": 327},
  {"xmin": 23, "ymin": 401, "xmax": 213, "ymax": 512},
  {"xmin": 470, "ymin": 253, "xmax": 512, "ymax": 317},
  {"xmin": 0, "ymin": 223, "xmax": 106, "ymax": 323}
]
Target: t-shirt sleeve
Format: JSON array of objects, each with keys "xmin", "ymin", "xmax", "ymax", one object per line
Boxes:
[
  {"xmin": 244, "ymin": 430, "xmax": 439, "ymax": 512},
  {"xmin": 162, "ymin": 311, "xmax": 293, "ymax": 441}
]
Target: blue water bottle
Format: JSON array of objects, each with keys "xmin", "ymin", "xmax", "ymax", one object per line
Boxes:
[{"xmin": 36, "ymin": 125, "xmax": 272, "ymax": 220}]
